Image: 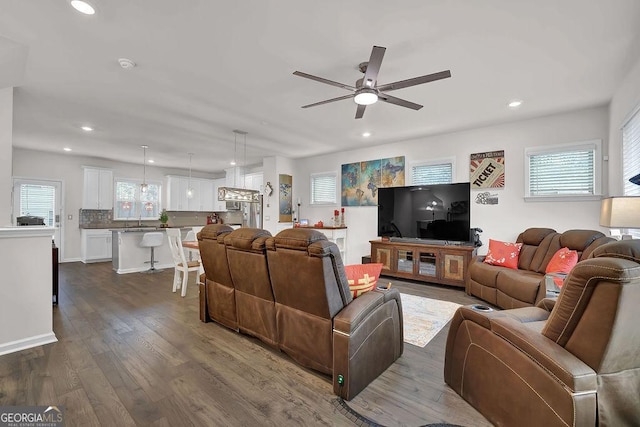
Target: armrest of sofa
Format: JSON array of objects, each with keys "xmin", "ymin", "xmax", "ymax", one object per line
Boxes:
[
  {"xmin": 490, "ymin": 317, "xmax": 596, "ymax": 392},
  {"xmin": 332, "ymin": 288, "xmax": 403, "ymax": 400},
  {"xmin": 333, "ymin": 288, "xmax": 401, "ymax": 334},
  {"xmin": 536, "ymin": 297, "xmax": 557, "ymax": 312}
]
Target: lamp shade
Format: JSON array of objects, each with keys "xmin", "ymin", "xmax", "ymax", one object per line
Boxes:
[{"xmin": 599, "ymin": 197, "xmax": 640, "ymax": 228}]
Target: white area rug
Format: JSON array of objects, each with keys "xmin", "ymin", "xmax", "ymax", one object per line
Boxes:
[{"xmin": 400, "ymin": 293, "xmax": 461, "ymax": 347}]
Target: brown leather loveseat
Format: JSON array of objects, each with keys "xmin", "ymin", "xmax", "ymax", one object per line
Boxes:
[
  {"xmin": 468, "ymin": 228, "xmax": 613, "ymax": 308},
  {"xmin": 198, "ymin": 226, "xmax": 404, "ymax": 400},
  {"xmin": 445, "ymin": 239, "xmax": 640, "ymax": 426}
]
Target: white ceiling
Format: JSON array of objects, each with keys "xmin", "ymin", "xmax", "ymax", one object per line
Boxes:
[{"xmin": 2, "ymin": 0, "xmax": 640, "ymax": 174}]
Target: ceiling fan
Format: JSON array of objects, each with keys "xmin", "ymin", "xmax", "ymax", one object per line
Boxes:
[{"xmin": 293, "ymin": 45, "xmax": 451, "ymax": 119}]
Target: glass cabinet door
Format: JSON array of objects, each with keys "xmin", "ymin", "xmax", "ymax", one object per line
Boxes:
[
  {"xmin": 418, "ymin": 251, "xmax": 437, "ymax": 277},
  {"xmin": 397, "ymin": 249, "xmax": 414, "ymax": 273}
]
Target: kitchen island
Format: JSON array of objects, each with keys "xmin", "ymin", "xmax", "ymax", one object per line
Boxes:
[{"xmin": 111, "ymin": 228, "xmax": 181, "ymax": 274}]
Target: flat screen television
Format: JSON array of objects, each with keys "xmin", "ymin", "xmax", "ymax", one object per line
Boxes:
[{"xmin": 377, "ymin": 183, "xmax": 472, "ymax": 244}]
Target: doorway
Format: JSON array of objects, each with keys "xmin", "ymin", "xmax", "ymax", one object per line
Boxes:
[{"xmin": 12, "ymin": 178, "xmax": 63, "ymax": 260}]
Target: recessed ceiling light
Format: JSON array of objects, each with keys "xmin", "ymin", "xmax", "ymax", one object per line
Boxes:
[
  {"xmin": 70, "ymin": 1, "xmax": 95, "ymax": 15},
  {"xmin": 362, "ymin": 132, "xmax": 371, "ymax": 137},
  {"xmin": 508, "ymin": 99, "xmax": 523, "ymax": 108},
  {"xmin": 81, "ymin": 125, "xmax": 93, "ymax": 132},
  {"xmin": 148, "ymin": 159, "xmax": 155, "ymax": 164},
  {"xmin": 118, "ymin": 58, "xmax": 136, "ymax": 70},
  {"xmin": 63, "ymin": 147, "xmax": 72, "ymax": 152},
  {"xmin": 230, "ymin": 161, "xmax": 237, "ymax": 166}
]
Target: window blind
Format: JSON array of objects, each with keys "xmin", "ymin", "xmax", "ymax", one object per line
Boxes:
[
  {"xmin": 411, "ymin": 163, "xmax": 452, "ymax": 185},
  {"xmin": 528, "ymin": 149, "xmax": 595, "ymax": 196},
  {"xmin": 19, "ymin": 184, "xmax": 56, "ymax": 226},
  {"xmin": 310, "ymin": 173, "xmax": 337, "ymax": 204}
]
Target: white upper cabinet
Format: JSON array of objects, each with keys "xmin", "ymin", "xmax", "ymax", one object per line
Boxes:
[
  {"xmin": 82, "ymin": 167, "xmax": 113, "ymax": 210},
  {"xmin": 167, "ymin": 175, "xmax": 217, "ymax": 211}
]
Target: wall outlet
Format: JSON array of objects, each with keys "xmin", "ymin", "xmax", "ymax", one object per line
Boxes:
[{"xmin": 265, "ymin": 215, "xmax": 270, "ymax": 221}]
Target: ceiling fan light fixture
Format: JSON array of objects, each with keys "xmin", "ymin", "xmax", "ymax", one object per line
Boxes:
[{"xmin": 354, "ymin": 88, "xmax": 378, "ymax": 106}]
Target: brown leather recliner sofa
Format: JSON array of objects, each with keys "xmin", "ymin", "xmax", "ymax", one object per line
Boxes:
[
  {"xmin": 198, "ymin": 226, "xmax": 404, "ymax": 400},
  {"xmin": 445, "ymin": 239, "xmax": 640, "ymax": 426},
  {"xmin": 467, "ymin": 228, "xmax": 614, "ymax": 309}
]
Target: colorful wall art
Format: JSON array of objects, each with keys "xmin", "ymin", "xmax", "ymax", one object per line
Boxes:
[
  {"xmin": 279, "ymin": 174, "xmax": 292, "ymax": 222},
  {"xmin": 342, "ymin": 156, "xmax": 405, "ymax": 206},
  {"xmin": 470, "ymin": 150, "xmax": 505, "ymax": 189}
]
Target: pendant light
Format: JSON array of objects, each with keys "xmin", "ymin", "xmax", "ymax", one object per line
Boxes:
[
  {"xmin": 186, "ymin": 153, "xmax": 194, "ymax": 199},
  {"xmin": 140, "ymin": 145, "xmax": 149, "ymax": 194},
  {"xmin": 217, "ymin": 130, "xmax": 259, "ymax": 203}
]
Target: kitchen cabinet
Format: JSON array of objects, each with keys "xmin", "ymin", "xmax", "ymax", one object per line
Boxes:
[
  {"xmin": 81, "ymin": 229, "xmax": 112, "ymax": 263},
  {"xmin": 167, "ymin": 175, "xmax": 217, "ymax": 211},
  {"xmin": 82, "ymin": 167, "xmax": 113, "ymax": 209}
]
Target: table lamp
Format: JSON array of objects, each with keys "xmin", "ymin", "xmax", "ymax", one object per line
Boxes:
[{"xmin": 599, "ymin": 196, "xmax": 640, "ymax": 239}]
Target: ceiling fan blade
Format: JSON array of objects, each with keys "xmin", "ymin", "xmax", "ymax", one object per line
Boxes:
[
  {"xmin": 355, "ymin": 104, "xmax": 366, "ymax": 119},
  {"xmin": 362, "ymin": 46, "xmax": 386, "ymax": 87},
  {"xmin": 293, "ymin": 71, "xmax": 355, "ymax": 91},
  {"xmin": 378, "ymin": 93, "xmax": 423, "ymax": 110},
  {"xmin": 377, "ymin": 70, "xmax": 451, "ymax": 92},
  {"xmin": 301, "ymin": 94, "xmax": 355, "ymax": 109}
]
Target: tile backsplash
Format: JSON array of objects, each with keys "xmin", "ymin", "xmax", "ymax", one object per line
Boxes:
[{"xmin": 78, "ymin": 209, "xmax": 238, "ymax": 229}]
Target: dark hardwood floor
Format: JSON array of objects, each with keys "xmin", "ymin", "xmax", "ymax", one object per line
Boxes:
[{"xmin": 0, "ymin": 262, "xmax": 492, "ymax": 426}]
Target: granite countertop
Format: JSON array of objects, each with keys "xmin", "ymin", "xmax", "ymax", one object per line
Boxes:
[{"xmin": 111, "ymin": 226, "xmax": 192, "ymax": 233}]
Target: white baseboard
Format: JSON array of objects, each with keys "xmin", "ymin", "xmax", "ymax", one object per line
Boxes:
[
  {"xmin": 0, "ymin": 332, "xmax": 58, "ymax": 356},
  {"xmin": 61, "ymin": 257, "xmax": 82, "ymax": 263}
]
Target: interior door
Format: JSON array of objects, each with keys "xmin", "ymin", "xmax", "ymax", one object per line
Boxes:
[{"xmin": 12, "ymin": 178, "xmax": 63, "ymax": 260}]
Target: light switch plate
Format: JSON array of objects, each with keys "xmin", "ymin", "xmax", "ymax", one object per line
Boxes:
[{"xmin": 67, "ymin": 214, "xmax": 73, "ymax": 220}]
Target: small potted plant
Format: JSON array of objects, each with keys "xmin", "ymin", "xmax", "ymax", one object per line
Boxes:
[{"xmin": 159, "ymin": 209, "xmax": 169, "ymax": 228}]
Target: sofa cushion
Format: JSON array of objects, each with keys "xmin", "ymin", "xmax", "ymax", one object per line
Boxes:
[
  {"xmin": 496, "ymin": 269, "xmax": 543, "ymax": 305},
  {"xmin": 345, "ymin": 263, "xmax": 383, "ymax": 298},
  {"xmin": 559, "ymin": 229, "xmax": 607, "ymax": 261},
  {"xmin": 470, "ymin": 259, "xmax": 503, "ymax": 288},
  {"xmin": 484, "ymin": 239, "xmax": 522, "ymax": 269},
  {"xmin": 516, "ymin": 228, "xmax": 558, "ymax": 272},
  {"xmin": 546, "ymin": 247, "xmax": 579, "ymax": 274}
]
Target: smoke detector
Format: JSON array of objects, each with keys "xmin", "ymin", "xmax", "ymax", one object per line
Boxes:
[{"xmin": 118, "ymin": 58, "xmax": 136, "ymax": 70}]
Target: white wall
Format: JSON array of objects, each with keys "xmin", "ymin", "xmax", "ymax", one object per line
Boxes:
[
  {"xmin": 12, "ymin": 148, "xmax": 219, "ymax": 261},
  {"xmin": 0, "ymin": 227, "xmax": 57, "ymax": 355},
  {"xmin": 0, "ymin": 88, "xmax": 13, "ymax": 226},
  {"xmin": 293, "ymin": 106, "xmax": 610, "ymax": 264},
  {"xmin": 608, "ymin": 56, "xmax": 640, "ymax": 195},
  {"xmin": 262, "ymin": 155, "xmax": 295, "ymax": 236}
]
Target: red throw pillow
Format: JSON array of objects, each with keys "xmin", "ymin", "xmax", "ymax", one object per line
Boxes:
[
  {"xmin": 483, "ymin": 239, "xmax": 523, "ymax": 270},
  {"xmin": 344, "ymin": 263, "xmax": 383, "ymax": 298},
  {"xmin": 545, "ymin": 247, "xmax": 578, "ymax": 274}
]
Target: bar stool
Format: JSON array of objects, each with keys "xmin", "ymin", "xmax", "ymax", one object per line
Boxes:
[{"xmin": 140, "ymin": 232, "xmax": 165, "ymax": 273}]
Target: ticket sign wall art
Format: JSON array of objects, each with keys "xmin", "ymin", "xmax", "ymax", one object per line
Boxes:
[{"xmin": 470, "ymin": 150, "xmax": 505, "ymax": 189}]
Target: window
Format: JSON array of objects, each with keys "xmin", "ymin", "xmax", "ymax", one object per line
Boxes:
[
  {"xmin": 114, "ymin": 179, "xmax": 162, "ymax": 220},
  {"xmin": 18, "ymin": 184, "xmax": 56, "ymax": 226},
  {"xmin": 525, "ymin": 140, "xmax": 601, "ymax": 200},
  {"xmin": 623, "ymin": 108, "xmax": 640, "ymax": 197},
  {"xmin": 622, "ymin": 108, "xmax": 640, "ymax": 238},
  {"xmin": 310, "ymin": 172, "xmax": 337, "ymax": 205},
  {"xmin": 411, "ymin": 159, "xmax": 454, "ymax": 185}
]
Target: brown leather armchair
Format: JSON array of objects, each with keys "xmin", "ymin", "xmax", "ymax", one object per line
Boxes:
[
  {"xmin": 225, "ymin": 227, "xmax": 278, "ymax": 347},
  {"xmin": 266, "ymin": 228, "xmax": 404, "ymax": 400},
  {"xmin": 198, "ymin": 224, "xmax": 236, "ymax": 328},
  {"xmin": 445, "ymin": 239, "xmax": 640, "ymax": 426}
]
